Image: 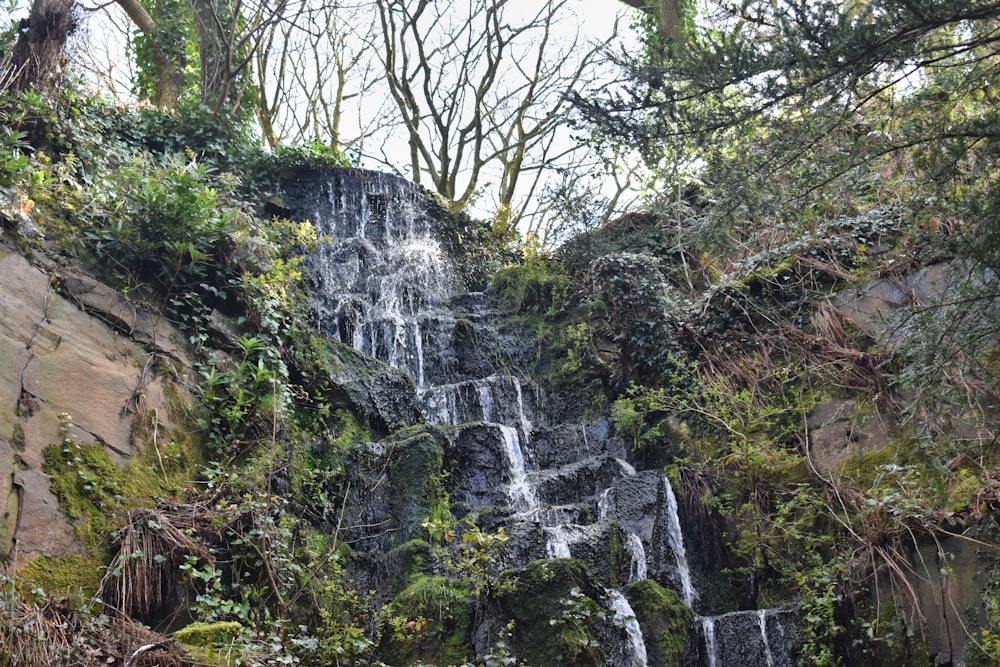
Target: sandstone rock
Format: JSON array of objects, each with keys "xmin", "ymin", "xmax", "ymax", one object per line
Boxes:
[
  {"xmin": 12, "ymin": 470, "xmax": 82, "ymax": 568},
  {"xmin": 829, "ymin": 262, "xmax": 953, "ymax": 340},
  {"xmin": 56, "ymin": 270, "xmax": 189, "ymax": 362},
  {"xmin": 0, "ymin": 245, "xmax": 195, "ymax": 565}
]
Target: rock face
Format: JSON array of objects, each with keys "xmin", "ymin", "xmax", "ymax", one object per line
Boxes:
[
  {"xmin": 0, "ymin": 245, "xmax": 194, "ymax": 567},
  {"xmin": 292, "ymin": 168, "xmax": 802, "ymax": 666}
]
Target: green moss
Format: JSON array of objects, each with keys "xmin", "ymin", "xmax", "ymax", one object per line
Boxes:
[
  {"xmin": 497, "ymin": 559, "xmax": 608, "ymax": 666},
  {"xmin": 42, "ymin": 439, "xmax": 125, "ymax": 558},
  {"xmin": 174, "ymin": 620, "xmax": 244, "ymax": 646},
  {"xmin": 174, "ymin": 621, "xmax": 244, "ymax": 665},
  {"xmin": 384, "ymin": 425, "xmax": 449, "ymax": 547},
  {"xmin": 387, "ymin": 539, "xmax": 434, "ymax": 581},
  {"xmin": 43, "ymin": 390, "xmax": 206, "ymax": 560},
  {"xmin": 381, "ymin": 575, "xmax": 474, "ymax": 666},
  {"xmin": 623, "ymin": 579, "xmax": 693, "ymax": 667},
  {"xmin": 607, "ymin": 524, "xmax": 624, "ymax": 588},
  {"xmin": 16, "ymin": 554, "xmax": 102, "ymax": 598}
]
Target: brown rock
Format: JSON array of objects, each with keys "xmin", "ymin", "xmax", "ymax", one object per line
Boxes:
[
  {"xmin": 12, "ymin": 470, "xmax": 82, "ymax": 568},
  {"xmin": 0, "ymin": 246, "xmax": 196, "ymax": 563}
]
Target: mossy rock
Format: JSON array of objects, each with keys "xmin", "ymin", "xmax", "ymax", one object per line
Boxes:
[
  {"xmin": 174, "ymin": 621, "xmax": 244, "ymax": 665},
  {"xmin": 623, "ymin": 579, "xmax": 693, "ymax": 666},
  {"xmin": 383, "ymin": 425, "xmax": 449, "ymax": 546},
  {"xmin": 42, "ymin": 425, "xmax": 206, "ymax": 560},
  {"xmin": 380, "ymin": 575, "xmax": 474, "ymax": 666},
  {"xmin": 291, "ymin": 332, "xmax": 421, "ymax": 434},
  {"xmin": 387, "ymin": 539, "xmax": 435, "ymax": 583},
  {"xmin": 16, "ymin": 554, "xmax": 101, "ymax": 599},
  {"xmin": 496, "ymin": 559, "xmax": 609, "ymax": 666},
  {"xmin": 174, "ymin": 621, "xmax": 243, "ymax": 646}
]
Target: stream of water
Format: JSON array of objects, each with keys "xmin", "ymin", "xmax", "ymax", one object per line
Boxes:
[{"xmin": 297, "ymin": 167, "xmax": 798, "ymax": 667}]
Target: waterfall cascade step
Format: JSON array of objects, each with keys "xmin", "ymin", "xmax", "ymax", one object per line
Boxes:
[{"xmin": 294, "ymin": 168, "xmax": 801, "ymax": 667}]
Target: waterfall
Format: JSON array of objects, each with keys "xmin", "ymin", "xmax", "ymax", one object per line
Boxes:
[
  {"xmin": 759, "ymin": 609, "xmax": 776, "ymax": 667},
  {"xmin": 625, "ymin": 532, "xmax": 648, "ymax": 582},
  {"xmin": 302, "ymin": 170, "xmax": 455, "ymax": 385},
  {"xmin": 597, "ymin": 487, "xmax": 613, "ymax": 520},
  {"xmin": 478, "ymin": 382, "xmax": 494, "ymax": 422},
  {"xmin": 295, "ymin": 169, "xmax": 799, "ymax": 667},
  {"xmin": 545, "ymin": 526, "xmax": 573, "ymax": 558},
  {"xmin": 497, "ymin": 424, "xmax": 538, "ymax": 511},
  {"xmin": 663, "ymin": 476, "xmax": 697, "ymax": 606},
  {"xmin": 607, "ymin": 589, "xmax": 649, "ymax": 667},
  {"xmin": 512, "ymin": 378, "xmax": 534, "ymax": 453},
  {"xmin": 615, "ymin": 458, "xmax": 637, "ymax": 476},
  {"xmin": 701, "ymin": 616, "xmax": 718, "ymax": 667}
]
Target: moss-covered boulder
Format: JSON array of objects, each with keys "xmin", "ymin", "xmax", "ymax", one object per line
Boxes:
[
  {"xmin": 380, "ymin": 575, "xmax": 475, "ymax": 666},
  {"xmin": 491, "ymin": 559, "xmax": 619, "ymax": 667},
  {"xmin": 291, "ymin": 333, "xmax": 421, "ymax": 434},
  {"xmin": 624, "ymin": 579, "xmax": 693, "ymax": 667}
]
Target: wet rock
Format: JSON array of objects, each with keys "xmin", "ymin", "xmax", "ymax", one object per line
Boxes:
[
  {"xmin": 294, "ymin": 335, "xmax": 421, "ymax": 434},
  {"xmin": 687, "ymin": 609, "xmax": 802, "ymax": 667},
  {"xmin": 444, "ymin": 423, "xmax": 514, "ymax": 512}
]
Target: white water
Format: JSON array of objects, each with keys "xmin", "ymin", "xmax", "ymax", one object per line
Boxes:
[
  {"xmin": 414, "ymin": 319, "xmax": 426, "ymax": 389},
  {"xmin": 701, "ymin": 616, "xmax": 718, "ymax": 667},
  {"xmin": 663, "ymin": 476, "xmax": 696, "ymax": 606},
  {"xmin": 759, "ymin": 609, "xmax": 775, "ymax": 667},
  {"xmin": 545, "ymin": 526, "xmax": 573, "ymax": 558},
  {"xmin": 478, "ymin": 381, "xmax": 495, "ymax": 422},
  {"xmin": 597, "ymin": 487, "xmax": 613, "ymax": 520},
  {"xmin": 513, "ymin": 379, "xmax": 533, "ymax": 447},
  {"xmin": 497, "ymin": 425, "xmax": 538, "ymax": 511},
  {"xmin": 615, "ymin": 458, "xmax": 637, "ymax": 476},
  {"xmin": 625, "ymin": 532, "xmax": 648, "ymax": 582},
  {"xmin": 607, "ymin": 589, "xmax": 648, "ymax": 667}
]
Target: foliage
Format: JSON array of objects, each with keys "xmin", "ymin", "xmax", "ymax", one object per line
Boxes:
[
  {"xmin": 196, "ymin": 335, "xmax": 285, "ymax": 455},
  {"xmin": 0, "ymin": 575, "xmax": 191, "ymax": 666}
]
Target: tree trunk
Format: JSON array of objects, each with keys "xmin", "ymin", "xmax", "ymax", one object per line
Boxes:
[
  {"xmin": 190, "ymin": 0, "xmax": 233, "ymax": 110},
  {"xmin": 10, "ymin": 0, "xmax": 78, "ymax": 95},
  {"xmin": 114, "ymin": 0, "xmax": 186, "ymax": 108}
]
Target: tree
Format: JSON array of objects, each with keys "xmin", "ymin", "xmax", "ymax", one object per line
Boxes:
[
  {"xmin": 619, "ymin": 0, "xmax": 684, "ymax": 44},
  {"xmin": 373, "ymin": 0, "xmax": 618, "ymax": 228},
  {"xmin": 254, "ymin": 0, "xmax": 382, "ymax": 150},
  {"xmin": 9, "ymin": 0, "xmax": 78, "ymax": 95},
  {"xmin": 581, "ymin": 1, "xmax": 1000, "ymax": 271},
  {"xmin": 104, "ymin": 0, "xmax": 293, "ymax": 112}
]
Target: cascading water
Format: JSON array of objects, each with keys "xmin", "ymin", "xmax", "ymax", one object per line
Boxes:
[
  {"xmin": 760, "ymin": 608, "xmax": 776, "ymax": 667},
  {"xmin": 701, "ymin": 616, "xmax": 719, "ymax": 667},
  {"xmin": 607, "ymin": 589, "xmax": 649, "ymax": 667},
  {"xmin": 295, "ymin": 168, "xmax": 800, "ymax": 667},
  {"xmin": 663, "ymin": 475, "xmax": 697, "ymax": 606},
  {"xmin": 626, "ymin": 532, "xmax": 648, "ymax": 582},
  {"xmin": 298, "ymin": 169, "xmax": 455, "ymax": 388},
  {"xmin": 496, "ymin": 424, "xmax": 537, "ymax": 511}
]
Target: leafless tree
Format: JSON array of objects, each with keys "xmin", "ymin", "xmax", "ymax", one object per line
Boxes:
[
  {"xmin": 255, "ymin": 0, "xmax": 384, "ymax": 150},
  {"xmin": 373, "ymin": 0, "xmax": 621, "ymax": 229}
]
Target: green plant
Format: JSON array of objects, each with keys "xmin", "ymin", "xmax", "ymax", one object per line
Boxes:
[{"xmin": 548, "ymin": 586, "xmax": 606, "ymax": 662}]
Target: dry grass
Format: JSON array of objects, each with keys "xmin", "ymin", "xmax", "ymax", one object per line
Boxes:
[{"xmin": 0, "ymin": 595, "xmax": 190, "ymax": 666}]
